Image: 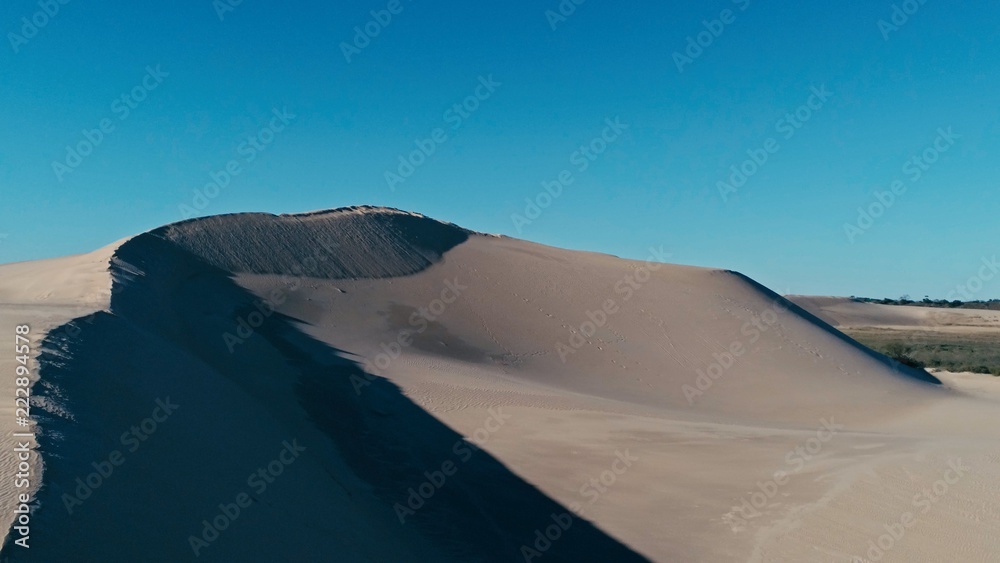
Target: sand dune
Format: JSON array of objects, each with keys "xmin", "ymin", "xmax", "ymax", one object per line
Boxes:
[{"xmin": 1, "ymin": 207, "xmax": 998, "ymax": 561}]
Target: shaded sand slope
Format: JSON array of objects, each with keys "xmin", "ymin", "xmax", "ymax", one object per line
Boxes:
[
  {"xmin": 158, "ymin": 206, "xmax": 471, "ymax": 279},
  {"xmin": 3, "ymin": 209, "xmax": 646, "ymax": 562}
]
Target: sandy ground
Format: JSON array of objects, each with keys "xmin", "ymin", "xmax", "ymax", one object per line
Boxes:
[{"xmin": 0, "ymin": 208, "xmax": 998, "ymax": 561}]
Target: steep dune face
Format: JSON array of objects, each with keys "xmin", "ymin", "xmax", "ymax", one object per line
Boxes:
[{"xmin": 4, "ymin": 207, "xmax": 998, "ymax": 562}]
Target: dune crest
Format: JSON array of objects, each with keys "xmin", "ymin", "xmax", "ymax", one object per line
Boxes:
[{"xmin": 154, "ymin": 206, "xmax": 471, "ymax": 279}]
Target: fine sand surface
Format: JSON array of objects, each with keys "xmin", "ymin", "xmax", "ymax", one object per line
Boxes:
[{"xmin": 0, "ymin": 207, "xmax": 998, "ymax": 561}]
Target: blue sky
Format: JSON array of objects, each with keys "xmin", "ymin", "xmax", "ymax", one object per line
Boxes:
[{"xmin": 2, "ymin": 0, "xmax": 998, "ymax": 299}]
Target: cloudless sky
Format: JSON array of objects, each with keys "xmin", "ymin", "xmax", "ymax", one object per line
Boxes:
[{"xmin": 1, "ymin": 0, "xmax": 998, "ymax": 299}]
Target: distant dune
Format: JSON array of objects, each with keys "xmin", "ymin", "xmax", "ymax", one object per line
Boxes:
[
  {"xmin": 789, "ymin": 295, "xmax": 1000, "ymax": 332},
  {"xmin": 1, "ymin": 207, "xmax": 998, "ymax": 561}
]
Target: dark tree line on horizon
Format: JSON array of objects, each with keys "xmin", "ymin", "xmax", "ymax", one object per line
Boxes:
[{"xmin": 851, "ymin": 296, "xmax": 1000, "ymax": 310}]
